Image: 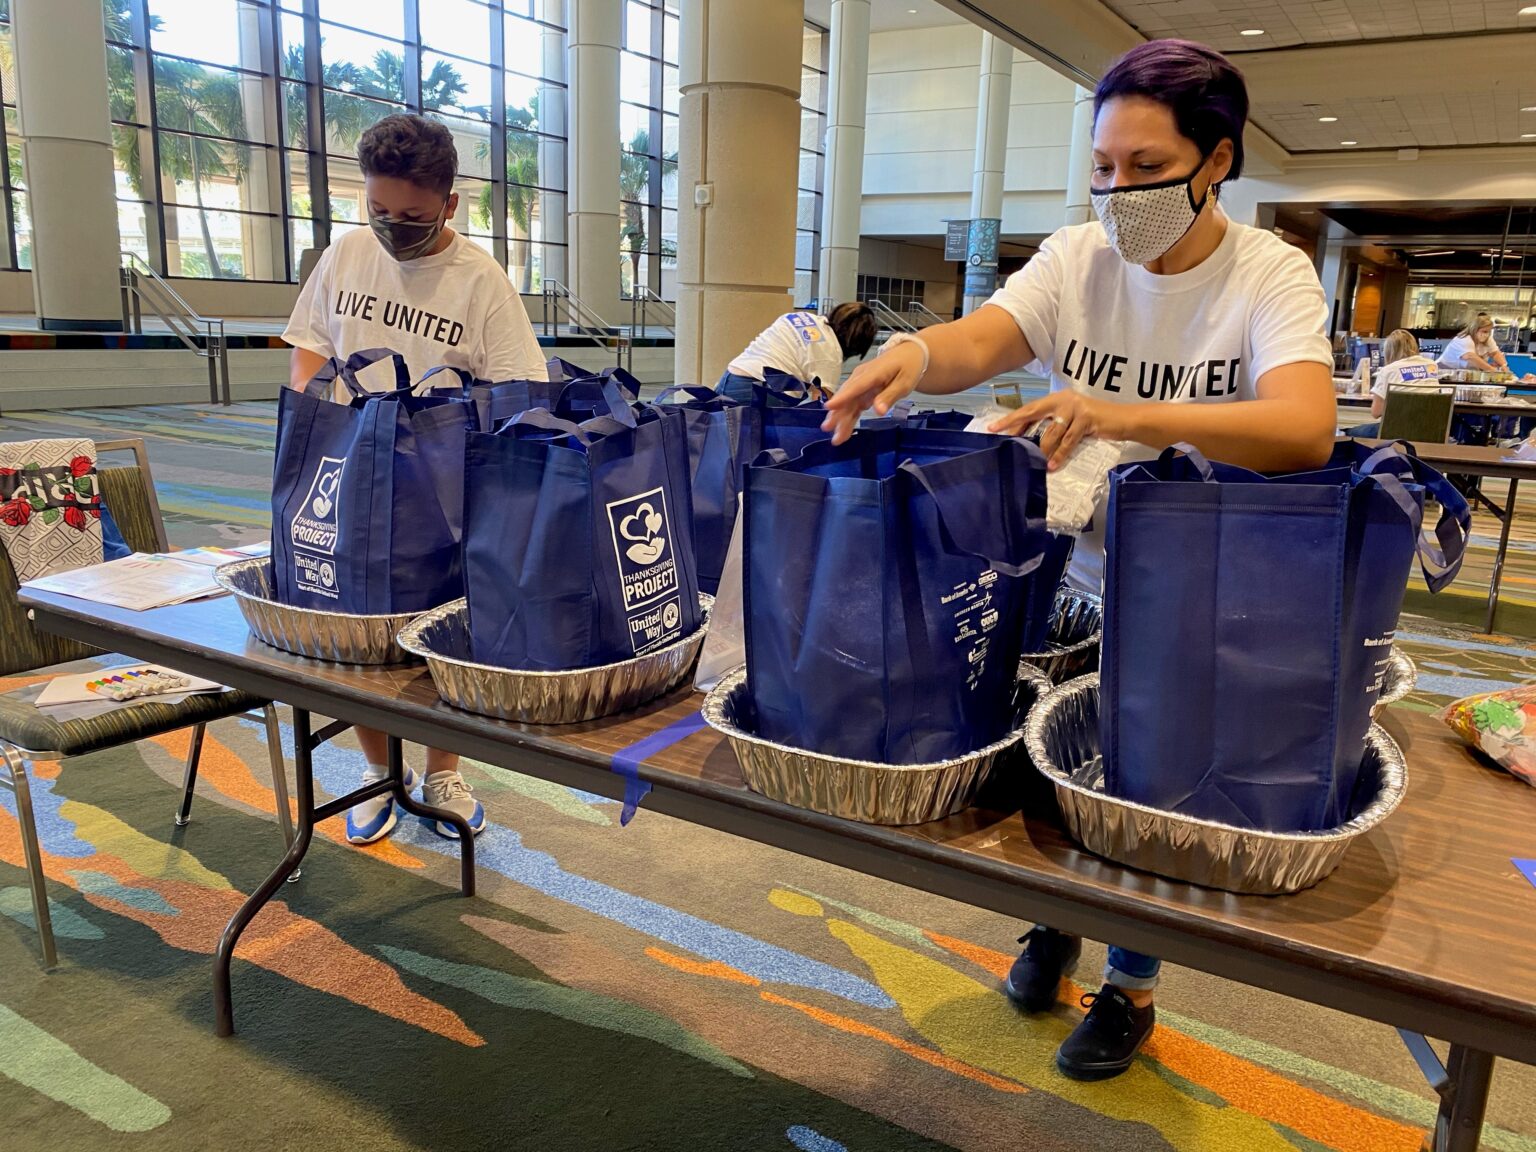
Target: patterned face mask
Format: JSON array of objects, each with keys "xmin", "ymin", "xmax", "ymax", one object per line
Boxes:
[
  {"xmin": 1090, "ymin": 162, "xmax": 1211, "ymax": 266},
  {"xmin": 368, "ymin": 200, "xmax": 449, "ymax": 261}
]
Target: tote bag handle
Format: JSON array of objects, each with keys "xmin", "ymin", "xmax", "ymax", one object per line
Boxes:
[
  {"xmin": 1357, "ymin": 441, "xmax": 1471, "ymax": 592},
  {"xmin": 305, "ymin": 348, "xmax": 412, "ymax": 399},
  {"xmin": 898, "ymin": 438, "xmax": 1046, "ymax": 578}
]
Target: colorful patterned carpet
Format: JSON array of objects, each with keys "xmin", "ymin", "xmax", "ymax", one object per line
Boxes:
[{"xmin": 1, "ymin": 402, "xmax": 1534, "ymax": 1152}]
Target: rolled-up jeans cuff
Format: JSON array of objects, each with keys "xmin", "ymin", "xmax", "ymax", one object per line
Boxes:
[
  {"xmin": 1104, "ymin": 958, "xmax": 1160, "ymax": 992},
  {"xmin": 1104, "ymin": 967, "xmax": 1159, "ymax": 992}
]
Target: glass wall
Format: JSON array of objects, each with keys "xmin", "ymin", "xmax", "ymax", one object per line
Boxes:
[
  {"xmin": 84, "ymin": 0, "xmax": 567, "ymax": 284},
  {"xmin": 618, "ymin": 0, "xmax": 677, "ymax": 302},
  {"xmin": 0, "ymin": 0, "xmax": 26, "ymax": 269},
  {"xmin": 797, "ymin": 21, "xmax": 827, "ymax": 308}
]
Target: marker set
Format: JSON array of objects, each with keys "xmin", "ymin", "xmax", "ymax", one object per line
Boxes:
[{"xmin": 84, "ymin": 667, "xmax": 192, "ymax": 701}]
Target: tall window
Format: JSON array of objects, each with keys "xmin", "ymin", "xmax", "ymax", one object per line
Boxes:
[
  {"xmin": 0, "ymin": 0, "xmax": 27, "ymax": 269},
  {"xmin": 797, "ymin": 21, "xmax": 827, "ymax": 308},
  {"xmin": 619, "ymin": 0, "xmax": 677, "ymax": 302},
  {"xmin": 89, "ymin": 0, "xmax": 567, "ymax": 285}
]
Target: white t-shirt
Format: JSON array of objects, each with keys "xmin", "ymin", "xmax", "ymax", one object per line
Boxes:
[
  {"xmin": 727, "ymin": 312, "xmax": 846, "ymax": 389},
  {"xmin": 985, "ymin": 216, "xmax": 1332, "ymax": 590},
  {"xmin": 283, "ymin": 228, "xmax": 547, "ymax": 389},
  {"xmin": 1436, "ymin": 333, "xmax": 1500, "ymax": 371},
  {"xmin": 1370, "ymin": 355, "xmax": 1440, "ymax": 398}
]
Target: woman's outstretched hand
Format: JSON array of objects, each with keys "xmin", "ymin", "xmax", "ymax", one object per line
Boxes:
[
  {"xmin": 988, "ymin": 389, "xmax": 1124, "ymax": 471},
  {"xmin": 820, "ymin": 340, "xmax": 926, "ymax": 445}
]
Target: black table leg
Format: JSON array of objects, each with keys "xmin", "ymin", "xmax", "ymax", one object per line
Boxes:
[
  {"xmin": 1399, "ymin": 1030, "xmax": 1495, "ymax": 1152},
  {"xmin": 1433, "ymin": 1045, "xmax": 1495, "ymax": 1152},
  {"xmin": 386, "ymin": 736, "xmax": 476, "ymax": 897},
  {"xmin": 214, "ymin": 707, "xmax": 317, "ymax": 1037},
  {"xmin": 1485, "ymin": 478, "xmax": 1517, "ymax": 635}
]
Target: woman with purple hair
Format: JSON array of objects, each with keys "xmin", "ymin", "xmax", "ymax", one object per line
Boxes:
[{"xmin": 823, "ymin": 39, "xmax": 1336, "ymax": 1080}]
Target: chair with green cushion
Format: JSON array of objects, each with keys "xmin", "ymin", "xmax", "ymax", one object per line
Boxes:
[
  {"xmin": 0, "ymin": 438, "xmax": 293, "ymax": 969},
  {"xmin": 1379, "ymin": 387, "xmax": 1455, "ymax": 444}
]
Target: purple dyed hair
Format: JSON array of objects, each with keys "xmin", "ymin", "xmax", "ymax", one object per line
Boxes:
[{"xmin": 1094, "ymin": 39, "xmax": 1249, "ymax": 181}]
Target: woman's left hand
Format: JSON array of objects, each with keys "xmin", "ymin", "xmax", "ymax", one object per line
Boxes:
[{"xmin": 988, "ymin": 390, "xmax": 1127, "ymax": 471}]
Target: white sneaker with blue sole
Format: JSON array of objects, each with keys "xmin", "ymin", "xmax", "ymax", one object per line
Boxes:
[
  {"xmin": 421, "ymin": 770, "xmax": 486, "ymax": 839},
  {"xmin": 345, "ymin": 765, "xmax": 419, "ymax": 845}
]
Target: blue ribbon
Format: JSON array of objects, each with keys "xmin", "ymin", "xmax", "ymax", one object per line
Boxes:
[{"xmin": 608, "ymin": 710, "xmax": 708, "ymax": 825}]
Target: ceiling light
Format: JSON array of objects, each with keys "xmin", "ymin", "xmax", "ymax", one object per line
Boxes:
[
  {"xmin": 1239, "ymin": 28, "xmax": 1265, "ymax": 35},
  {"xmin": 1524, "ymin": 106, "xmax": 1536, "ymax": 112},
  {"xmin": 1340, "ymin": 139, "xmax": 1358, "ymax": 146},
  {"xmin": 1414, "ymin": 250, "xmax": 1456, "ymax": 257},
  {"xmin": 1318, "ymin": 115, "xmax": 1338, "ymax": 122},
  {"xmin": 1523, "ymin": 132, "xmax": 1536, "ymax": 139},
  {"xmin": 1520, "ymin": 5, "xmax": 1536, "ymax": 15}
]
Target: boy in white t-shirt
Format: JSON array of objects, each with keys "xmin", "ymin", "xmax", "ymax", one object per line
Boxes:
[{"xmin": 283, "ymin": 114, "xmax": 546, "ymax": 845}]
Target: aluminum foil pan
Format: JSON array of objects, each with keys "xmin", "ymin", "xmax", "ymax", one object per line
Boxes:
[
  {"xmin": 1018, "ymin": 589, "xmax": 1102, "ymax": 684},
  {"xmin": 1455, "ymin": 383, "xmax": 1508, "ymax": 402},
  {"xmin": 213, "ymin": 557, "xmax": 429, "ymax": 664},
  {"xmin": 703, "ymin": 666, "xmax": 1034, "ymax": 825},
  {"xmin": 1374, "ymin": 649, "xmax": 1416, "ymax": 718},
  {"xmin": 397, "ymin": 596, "xmax": 711, "ymax": 724},
  {"xmin": 1025, "ymin": 675, "xmax": 1408, "ymax": 895}
]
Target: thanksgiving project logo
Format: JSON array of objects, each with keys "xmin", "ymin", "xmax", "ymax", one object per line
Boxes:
[{"xmin": 607, "ymin": 487, "xmax": 683, "ymax": 654}]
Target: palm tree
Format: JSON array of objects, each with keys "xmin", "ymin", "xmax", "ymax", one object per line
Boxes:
[
  {"xmin": 474, "ymin": 99, "xmax": 541, "ymax": 292},
  {"xmin": 619, "ymin": 130, "xmax": 651, "ymax": 299},
  {"xmin": 150, "ymin": 59, "xmax": 252, "ymax": 277}
]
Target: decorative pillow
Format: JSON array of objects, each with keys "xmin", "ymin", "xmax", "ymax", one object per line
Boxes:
[{"xmin": 1440, "ymin": 687, "xmax": 1536, "ymax": 787}]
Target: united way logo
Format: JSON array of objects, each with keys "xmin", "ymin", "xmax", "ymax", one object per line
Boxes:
[
  {"xmin": 291, "ymin": 456, "xmax": 345, "ymax": 599},
  {"xmin": 785, "ymin": 311, "xmax": 822, "ymax": 345},
  {"xmin": 607, "ymin": 487, "xmax": 684, "ymax": 653}
]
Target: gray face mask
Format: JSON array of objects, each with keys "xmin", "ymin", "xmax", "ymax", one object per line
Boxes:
[{"xmin": 368, "ymin": 200, "xmax": 448, "ymax": 261}]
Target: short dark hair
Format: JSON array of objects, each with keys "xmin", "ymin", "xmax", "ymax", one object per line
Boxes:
[
  {"xmin": 1094, "ymin": 40, "xmax": 1249, "ymax": 182},
  {"xmin": 357, "ymin": 114, "xmax": 458, "ymax": 196},
  {"xmin": 828, "ymin": 302, "xmax": 877, "ymax": 360}
]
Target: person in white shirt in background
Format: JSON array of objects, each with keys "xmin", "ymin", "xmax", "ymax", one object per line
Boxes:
[
  {"xmin": 715, "ymin": 302, "xmax": 877, "ymax": 402},
  {"xmin": 283, "ymin": 113, "xmax": 546, "ymax": 846},
  {"xmin": 1344, "ymin": 329, "xmax": 1440, "ymax": 438},
  {"xmin": 823, "ymin": 38, "xmax": 1334, "ymax": 1084},
  {"xmin": 1437, "ymin": 313, "xmax": 1510, "ymax": 375}
]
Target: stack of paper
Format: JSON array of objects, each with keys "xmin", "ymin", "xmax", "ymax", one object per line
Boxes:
[{"xmin": 21, "ymin": 539, "xmax": 270, "ymax": 611}]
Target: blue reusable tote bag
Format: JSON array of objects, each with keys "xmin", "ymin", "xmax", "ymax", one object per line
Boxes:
[
  {"xmin": 416, "ymin": 365, "xmax": 563, "ymax": 431},
  {"xmin": 651, "ymin": 386, "xmax": 752, "ymax": 596},
  {"xmin": 745, "ymin": 426, "xmax": 1050, "ymax": 765},
  {"xmin": 271, "ymin": 350, "xmax": 474, "ymax": 614},
  {"xmin": 464, "ymin": 406, "xmax": 702, "ymax": 671},
  {"xmin": 1100, "ymin": 443, "xmax": 1467, "ymax": 832}
]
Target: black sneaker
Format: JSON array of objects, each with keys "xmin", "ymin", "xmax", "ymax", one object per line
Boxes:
[
  {"xmin": 1055, "ymin": 984, "xmax": 1155, "ymax": 1081},
  {"xmin": 1002, "ymin": 926, "xmax": 1082, "ymax": 1013}
]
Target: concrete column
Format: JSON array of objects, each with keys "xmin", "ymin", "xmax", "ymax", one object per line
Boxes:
[
  {"xmin": 1380, "ymin": 267, "xmax": 1410, "ymax": 334},
  {"xmin": 567, "ymin": 0, "xmax": 621, "ymax": 326},
  {"xmin": 539, "ymin": 0, "xmax": 569, "ymax": 289},
  {"xmin": 962, "ymin": 33, "xmax": 1011, "ymax": 314},
  {"xmin": 1318, "ymin": 238, "xmax": 1353, "ymax": 338},
  {"xmin": 816, "ymin": 0, "xmax": 869, "ymax": 311},
  {"xmin": 13, "ymin": 0, "xmax": 122, "ymax": 329},
  {"xmin": 674, "ymin": 0, "xmax": 799, "ymax": 385},
  {"xmin": 1062, "ymin": 85, "xmax": 1094, "ymax": 227}
]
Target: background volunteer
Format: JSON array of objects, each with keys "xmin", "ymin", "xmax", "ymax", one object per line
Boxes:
[
  {"xmin": 1437, "ymin": 313, "xmax": 1510, "ymax": 375},
  {"xmin": 1345, "ymin": 328, "xmax": 1440, "ymax": 438},
  {"xmin": 823, "ymin": 39, "xmax": 1334, "ymax": 1083},
  {"xmin": 717, "ymin": 302, "xmax": 877, "ymax": 401},
  {"xmin": 283, "ymin": 113, "xmax": 545, "ymax": 846}
]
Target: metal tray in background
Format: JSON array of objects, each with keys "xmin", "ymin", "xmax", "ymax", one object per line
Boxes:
[
  {"xmin": 214, "ymin": 556, "xmax": 429, "ymax": 665},
  {"xmin": 397, "ymin": 596, "xmax": 710, "ymax": 725},
  {"xmin": 702, "ymin": 664, "xmax": 1049, "ymax": 826},
  {"xmin": 1018, "ymin": 588, "xmax": 1102, "ymax": 684},
  {"xmin": 1025, "ymin": 675, "xmax": 1408, "ymax": 895},
  {"xmin": 1375, "ymin": 649, "xmax": 1416, "ymax": 718}
]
